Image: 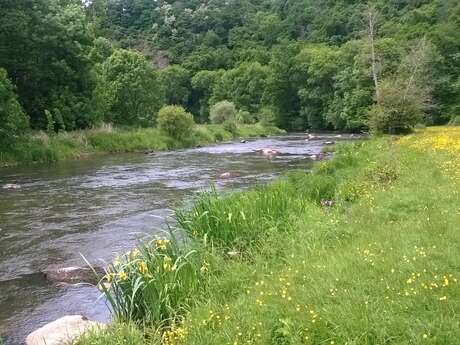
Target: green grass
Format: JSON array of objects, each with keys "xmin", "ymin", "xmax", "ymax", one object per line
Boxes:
[
  {"xmin": 75, "ymin": 131, "xmax": 460, "ymax": 345},
  {"xmin": 75, "ymin": 323, "xmax": 156, "ymax": 345},
  {"xmin": 0, "ymin": 123, "xmax": 283, "ymax": 166}
]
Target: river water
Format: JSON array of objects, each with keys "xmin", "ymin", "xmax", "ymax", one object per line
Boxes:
[{"xmin": 0, "ymin": 133, "xmax": 348, "ymax": 344}]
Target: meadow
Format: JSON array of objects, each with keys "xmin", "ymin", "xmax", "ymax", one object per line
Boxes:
[
  {"xmin": 0, "ymin": 123, "xmax": 282, "ymax": 166},
  {"xmin": 76, "ymin": 127, "xmax": 460, "ymax": 345}
]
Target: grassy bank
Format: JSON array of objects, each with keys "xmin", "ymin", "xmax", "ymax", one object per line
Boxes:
[
  {"xmin": 0, "ymin": 124, "xmax": 283, "ymax": 166},
  {"xmin": 76, "ymin": 127, "xmax": 460, "ymax": 345}
]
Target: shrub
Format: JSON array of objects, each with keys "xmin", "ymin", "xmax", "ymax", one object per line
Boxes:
[
  {"xmin": 157, "ymin": 105, "xmax": 195, "ymax": 139},
  {"xmin": 0, "ymin": 69, "xmax": 29, "ymax": 147},
  {"xmin": 209, "ymin": 101, "xmax": 236, "ymax": 124}
]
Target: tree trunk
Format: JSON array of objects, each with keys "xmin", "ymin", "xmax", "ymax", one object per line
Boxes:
[{"xmin": 367, "ymin": 6, "xmax": 380, "ymax": 103}]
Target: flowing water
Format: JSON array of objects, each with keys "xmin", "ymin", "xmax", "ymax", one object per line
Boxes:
[{"xmin": 0, "ymin": 133, "xmax": 352, "ymax": 344}]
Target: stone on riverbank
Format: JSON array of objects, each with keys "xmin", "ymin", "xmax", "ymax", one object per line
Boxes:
[{"xmin": 26, "ymin": 315, "xmax": 105, "ymax": 345}]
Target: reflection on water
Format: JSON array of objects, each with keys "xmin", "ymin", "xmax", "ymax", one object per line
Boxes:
[{"xmin": 0, "ymin": 133, "xmax": 351, "ymax": 344}]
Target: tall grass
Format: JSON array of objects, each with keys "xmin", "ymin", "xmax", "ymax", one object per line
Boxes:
[
  {"xmin": 0, "ymin": 123, "xmax": 283, "ymax": 166},
  {"xmin": 176, "ymin": 183, "xmax": 299, "ymax": 252}
]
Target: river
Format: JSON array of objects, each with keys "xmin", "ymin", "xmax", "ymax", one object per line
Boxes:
[{"xmin": 0, "ymin": 133, "xmax": 348, "ymax": 344}]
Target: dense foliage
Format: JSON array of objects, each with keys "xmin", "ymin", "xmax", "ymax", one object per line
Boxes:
[
  {"xmin": 0, "ymin": 0, "xmax": 459, "ymax": 142},
  {"xmin": 0, "ymin": 69, "xmax": 29, "ymax": 147}
]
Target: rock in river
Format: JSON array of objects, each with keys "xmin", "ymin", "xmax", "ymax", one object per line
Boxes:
[
  {"xmin": 2, "ymin": 183, "xmax": 21, "ymax": 189},
  {"xmin": 26, "ymin": 315, "xmax": 105, "ymax": 345},
  {"xmin": 255, "ymin": 148, "xmax": 280, "ymax": 156},
  {"xmin": 218, "ymin": 172, "xmax": 241, "ymax": 179},
  {"xmin": 43, "ymin": 266, "xmax": 104, "ymax": 285}
]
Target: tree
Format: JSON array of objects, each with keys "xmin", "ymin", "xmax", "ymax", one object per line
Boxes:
[
  {"xmin": 209, "ymin": 101, "xmax": 237, "ymax": 124},
  {"xmin": 157, "ymin": 105, "xmax": 195, "ymax": 139},
  {"xmin": 0, "ymin": 0, "xmax": 96, "ymax": 130},
  {"xmin": 295, "ymin": 45, "xmax": 341, "ymax": 129},
  {"xmin": 95, "ymin": 49, "xmax": 165, "ymax": 126},
  {"xmin": 191, "ymin": 70, "xmax": 223, "ymax": 123},
  {"xmin": 369, "ymin": 38, "xmax": 434, "ymax": 133},
  {"xmin": 0, "ymin": 69, "xmax": 29, "ymax": 147},
  {"xmin": 160, "ymin": 65, "xmax": 191, "ymax": 108},
  {"xmin": 211, "ymin": 62, "xmax": 270, "ymax": 114},
  {"xmin": 267, "ymin": 43, "xmax": 303, "ymax": 129},
  {"xmin": 327, "ymin": 40, "xmax": 374, "ymax": 131},
  {"xmin": 366, "ymin": 4, "xmax": 380, "ymax": 102}
]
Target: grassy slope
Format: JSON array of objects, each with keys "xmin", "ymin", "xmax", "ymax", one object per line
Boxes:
[
  {"xmin": 0, "ymin": 124, "xmax": 283, "ymax": 166},
  {"xmin": 76, "ymin": 127, "xmax": 460, "ymax": 345}
]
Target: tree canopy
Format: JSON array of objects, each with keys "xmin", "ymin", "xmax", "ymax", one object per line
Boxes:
[{"xmin": 0, "ymin": 0, "xmax": 459, "ymax": 137}]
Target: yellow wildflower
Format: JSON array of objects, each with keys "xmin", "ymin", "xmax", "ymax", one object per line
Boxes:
[
  {"xmin": 154, "ymin": 238, "xmax": 170, "ymax": 250},
  {"xmin": 163, "ymin": 255, "xmax": 174, "ymax": 271},
  {"xmin": 137, "ymin": 260, "xmax": 151, "ymax": 277},
  {"xmin": 128, "ymin": 248, "xmax": 140, "ymax": 260},
  {"xmin": 200, "ymin": 260, "xmax": 210, "ymax": 273},
  {"xmin": 118, "ymin": 270, "xmax": 127, "ymax": 281}
]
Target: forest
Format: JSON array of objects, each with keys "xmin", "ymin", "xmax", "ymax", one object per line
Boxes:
[{"xmin": 1, "ymin": 0, "xmax": 460, "ymax": 152}]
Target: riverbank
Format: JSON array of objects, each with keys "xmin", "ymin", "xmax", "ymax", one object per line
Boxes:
[
  {"xmin": 0, "ymin": 124, "xmax": 283, "ymax": 167},
  {"xmin": 76, "ymin": 127, "xmax": 460, "ymax": 345}
]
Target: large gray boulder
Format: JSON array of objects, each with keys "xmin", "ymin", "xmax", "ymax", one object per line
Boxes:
[{"xmin": 26, "ymin": 315, "xmax": 105, "ymax": 345}]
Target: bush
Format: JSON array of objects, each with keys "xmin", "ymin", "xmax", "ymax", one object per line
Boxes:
[
  {"xmin": 209, "ymin": 101, "xmax": 236, "ymax": 124},
  {"xmin": 157, "ymin": 105, "xmax": 195, "ymax": 139},
  {"xmin": 0, "ymin": 69, "xmax": 29, "ymax": 147}
]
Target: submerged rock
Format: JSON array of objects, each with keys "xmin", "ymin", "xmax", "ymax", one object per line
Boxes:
[
  {"xmin": 2, "ymin": 183, "xmax": 21, "ymax": 189},
  {"xmin": 26, "ymin": 315, "xmax": 105, "ymax": 345},
  {"xmin": 255, "ymin": 148, "xmax": 280, "ymax": 156},
  {"xmin": 324, "ymin": 141, "xmax": 335, "ymax": 145},
  {"xmin": 218, "ymin": 172, "xmax": 241, "ymax": 179},
  {"xmin": 240, "ymin": 139, "xmax": 247, "ymax": 143},
  {"xmin": 43, "ymin": 266, "xmax": 103, "ymax": 285}
]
